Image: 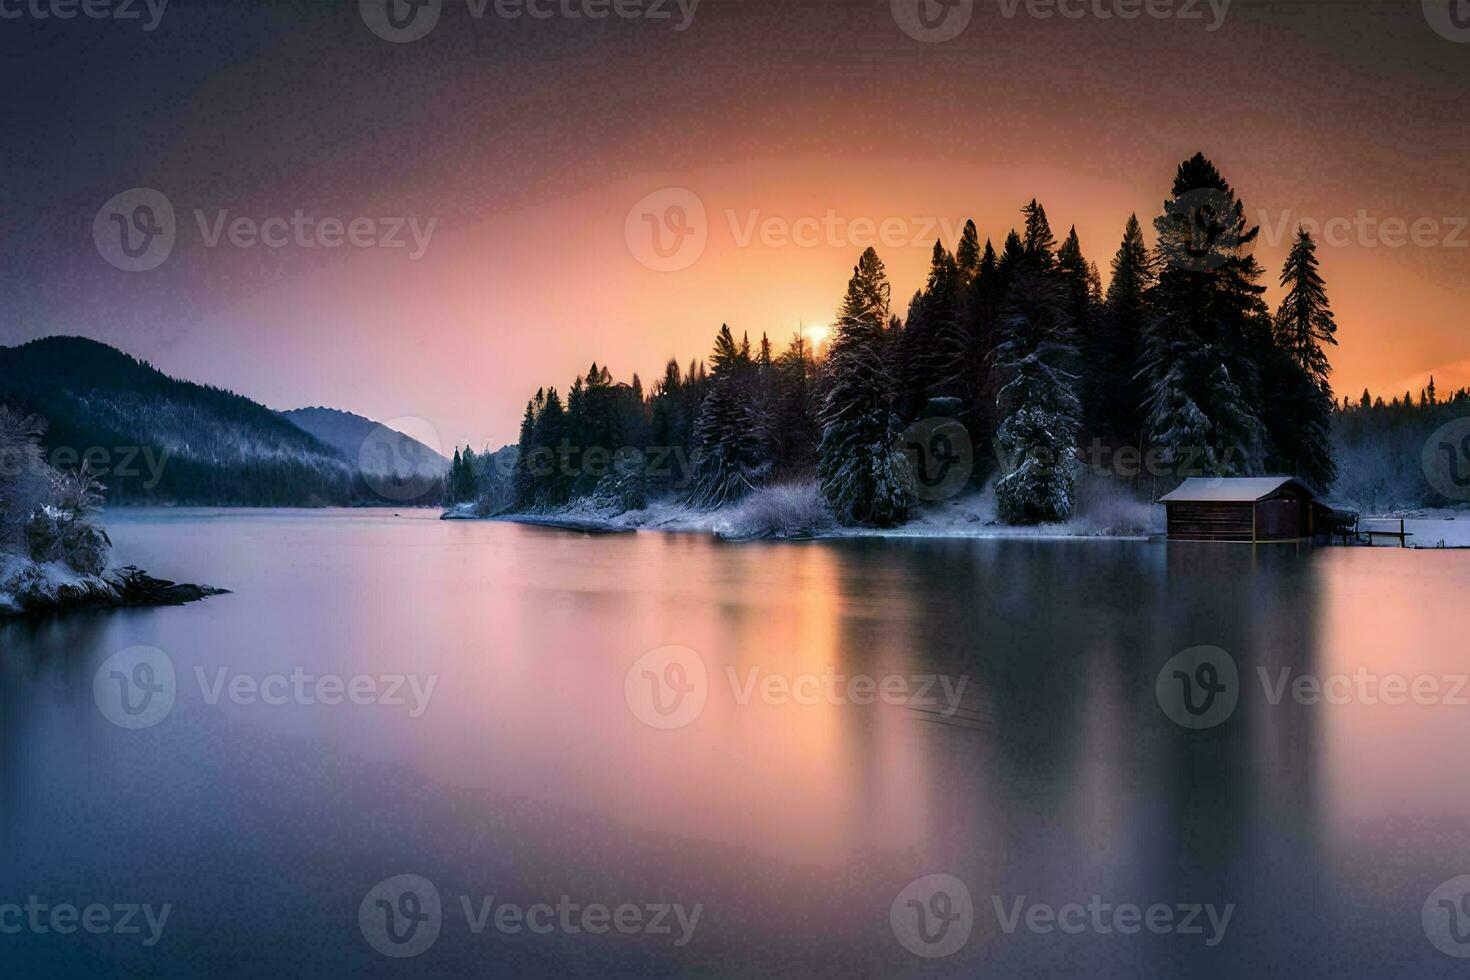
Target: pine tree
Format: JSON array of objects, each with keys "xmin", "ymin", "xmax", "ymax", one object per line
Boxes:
[
  {"xmin": 512, "ymin": 398, "xmax": 538, "ymax": 508},
  {"xmin": 993, "ymin": 202, "xmax": 1082, "ymax": 524},
  {"xmin": 772, "ymin": 331, "xmax": 820, "ymax": 476},
  {"xmin": 1096, "ymin": 214, "xmax": 1155, "ymax": 449},
  {"xmin": 965, "ymin": 237, "xmax": 1006, "ymax": 463},
  {"xmin": 1265, "ymin": 228, "xmax": 1338, "ymax": 488},
  {"xmin": 1057, "ymin": 226, "xmax": 1102, "ymax": 437},
  {"xmin": 531, "ymin": 387, "xmax": 569, "ymax": 506},
  {"xmin": 1273, "ymin": 228, "xmax": 1338, "ymax": 390},
  {"xmin": 447, "ymin": 448, "xmax": 465, "ymax": 504},
  {"xmin": 688, "ymin": 324, "xmax": 770, "ymax": 508},
  {"xmin": 459, "ymin": 447, "xmax": 480, "ymax": 501},
  {"xmin": 897, "ymin": 240, "xmax": 968, "ymax": 419},
  {"xmin": 1141, "ymin": 153, "xmax": 1270, "ymax": 479},
  {"xmin": 1022, "ymin": 199, "xmax": 1056, "ymax": 264},
  {"xmin": 955, "ymin": 219, "xmax": 981, "ymax": 286},
  {"xmin": 817, "ymin": 248, "xmax": 912, "ymax": 526}
]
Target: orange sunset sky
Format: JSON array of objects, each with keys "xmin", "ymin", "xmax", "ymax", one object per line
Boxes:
[{"xmin": 4, "ymin": 0, "xmax": 1467, "ymax": 450}]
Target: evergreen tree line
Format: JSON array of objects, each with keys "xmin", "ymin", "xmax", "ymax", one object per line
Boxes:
[
  {"xmin": 1333, "ymin": 378, "xmax": 1470, "ymax": 513},
  {"xmin": 498, "ymin": 153, "xmax": 1343, "ymax": 526}
]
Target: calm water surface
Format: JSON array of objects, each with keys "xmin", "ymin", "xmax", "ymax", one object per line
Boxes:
[{"xmin": 2, "ymin": 509, "xmax": 1468, "ymax": 977}]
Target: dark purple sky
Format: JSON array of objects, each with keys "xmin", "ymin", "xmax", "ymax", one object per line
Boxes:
[{"xmin": 3, "ymin": 0, "xmax": 1468, "ymax": 448}]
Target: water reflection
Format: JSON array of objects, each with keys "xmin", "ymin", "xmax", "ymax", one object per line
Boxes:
[{"xmin": 0, "ymin": 512, "xmax": 1464, "ymax": 975}]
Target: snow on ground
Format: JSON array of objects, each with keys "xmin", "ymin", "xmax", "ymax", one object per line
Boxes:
[
  {"xmin": 1361, "ymin": 508, "xmax": 1470, "ymax": 549},
  {"xmin": 0, "ymin": 552, "xmax": 106, "ymax": 616},
  {"xmin": 453, "ymin": 480, "xmax": 1166, "ymax": 542}
]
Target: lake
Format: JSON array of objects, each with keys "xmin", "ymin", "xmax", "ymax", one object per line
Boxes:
[{"xmin": 1, "ymin": 509, "xmax": 1468, "ymax": 977}]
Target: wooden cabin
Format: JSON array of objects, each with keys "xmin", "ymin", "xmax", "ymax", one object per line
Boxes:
[{"xmin": 1159, "ymin": 477, "xmax": 1330, "ymax": 543}]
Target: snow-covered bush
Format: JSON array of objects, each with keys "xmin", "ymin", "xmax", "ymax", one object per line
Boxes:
[
  {"xmin": 1072, "ymin": 475, "xmax": 1163, "ymax": 536},
  {"xmin": 0, "ymin": 408, "xmax": 51, "ymax": 552},
  {"xmin": 0, "ymin": 408, "xmax": 112, "ymax": 574},
  {"xmin": 587, "ymin": 464, "xmax": 647, "ymax": 513},
  {"xmin": 713, "ymin": 480, "xmax": 835, "ymax": 540}
]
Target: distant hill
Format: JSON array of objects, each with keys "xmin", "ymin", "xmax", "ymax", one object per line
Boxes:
[
  {"xmin": 282, "ymin": 407, "xmax": 449, "ymax": 494},
  {"xmin": 0, "ymin": 337, "xmax": 442, "ymax": 506}
]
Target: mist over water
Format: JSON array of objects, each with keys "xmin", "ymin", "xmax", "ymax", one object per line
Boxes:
[{"xmin": 1, "ymin": 510, "xmax": 1466, "ymax": 976}]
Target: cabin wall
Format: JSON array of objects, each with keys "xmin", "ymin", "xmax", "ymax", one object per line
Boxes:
[
  {"xmin": 1165, "ymin": 502, "xmax": 1255, "ymax": 541},
  {"xmin": 1255, "ymin": 498, "xmax": 1305, "ymax": 540}
]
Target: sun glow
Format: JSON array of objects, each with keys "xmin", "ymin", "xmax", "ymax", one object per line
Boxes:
[{"xmin": 801, "ymin": 322, "xmax": 831, "ymax": 349}]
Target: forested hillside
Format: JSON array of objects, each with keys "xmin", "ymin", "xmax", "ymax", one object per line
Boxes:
[{"xmin": 0, "ymin": 337, "xmax": 440, "ymax": 505}]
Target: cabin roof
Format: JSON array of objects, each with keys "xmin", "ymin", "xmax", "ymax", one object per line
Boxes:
[{"xmin": 1158, "ymin": 477, "xmax": 1314, "ymax": 504}]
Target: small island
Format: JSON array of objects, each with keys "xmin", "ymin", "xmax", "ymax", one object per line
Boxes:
[{"xmin": 0, "ymin": 408, "xmax": 224, "ymax": 617}]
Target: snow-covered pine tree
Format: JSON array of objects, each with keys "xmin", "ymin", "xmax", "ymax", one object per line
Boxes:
[
  {"xmin": 817, "ymin": 247, "xmax": 912, "ymax": 526},
  {"xmin": 687, "ymin": 324, "xmax": 771, "ymax": 508},
  {"xmin": 993, "ymin": 201, "xmax": 1083, "ymax": 524},
  {"xmin": 1142, "ymin": 153, "xmax": 1269, "ymax": 478}
]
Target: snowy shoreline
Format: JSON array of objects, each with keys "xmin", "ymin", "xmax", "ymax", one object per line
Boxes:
[
  {"xmin": 0, "ymin": 553, "xmax": 227, "ymax": 618},
  {"xmin": 442, "ymin": 488, "xmax": 1165, "ymax": 543},
  {"xmin": 443, "ymin": 494, "xmax": 1470, "ymax": 548}
]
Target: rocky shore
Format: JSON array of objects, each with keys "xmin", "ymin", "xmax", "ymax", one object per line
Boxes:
[{"xmin": 0, "ymin": 556, "xmax": 227, "ymax": 618}]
